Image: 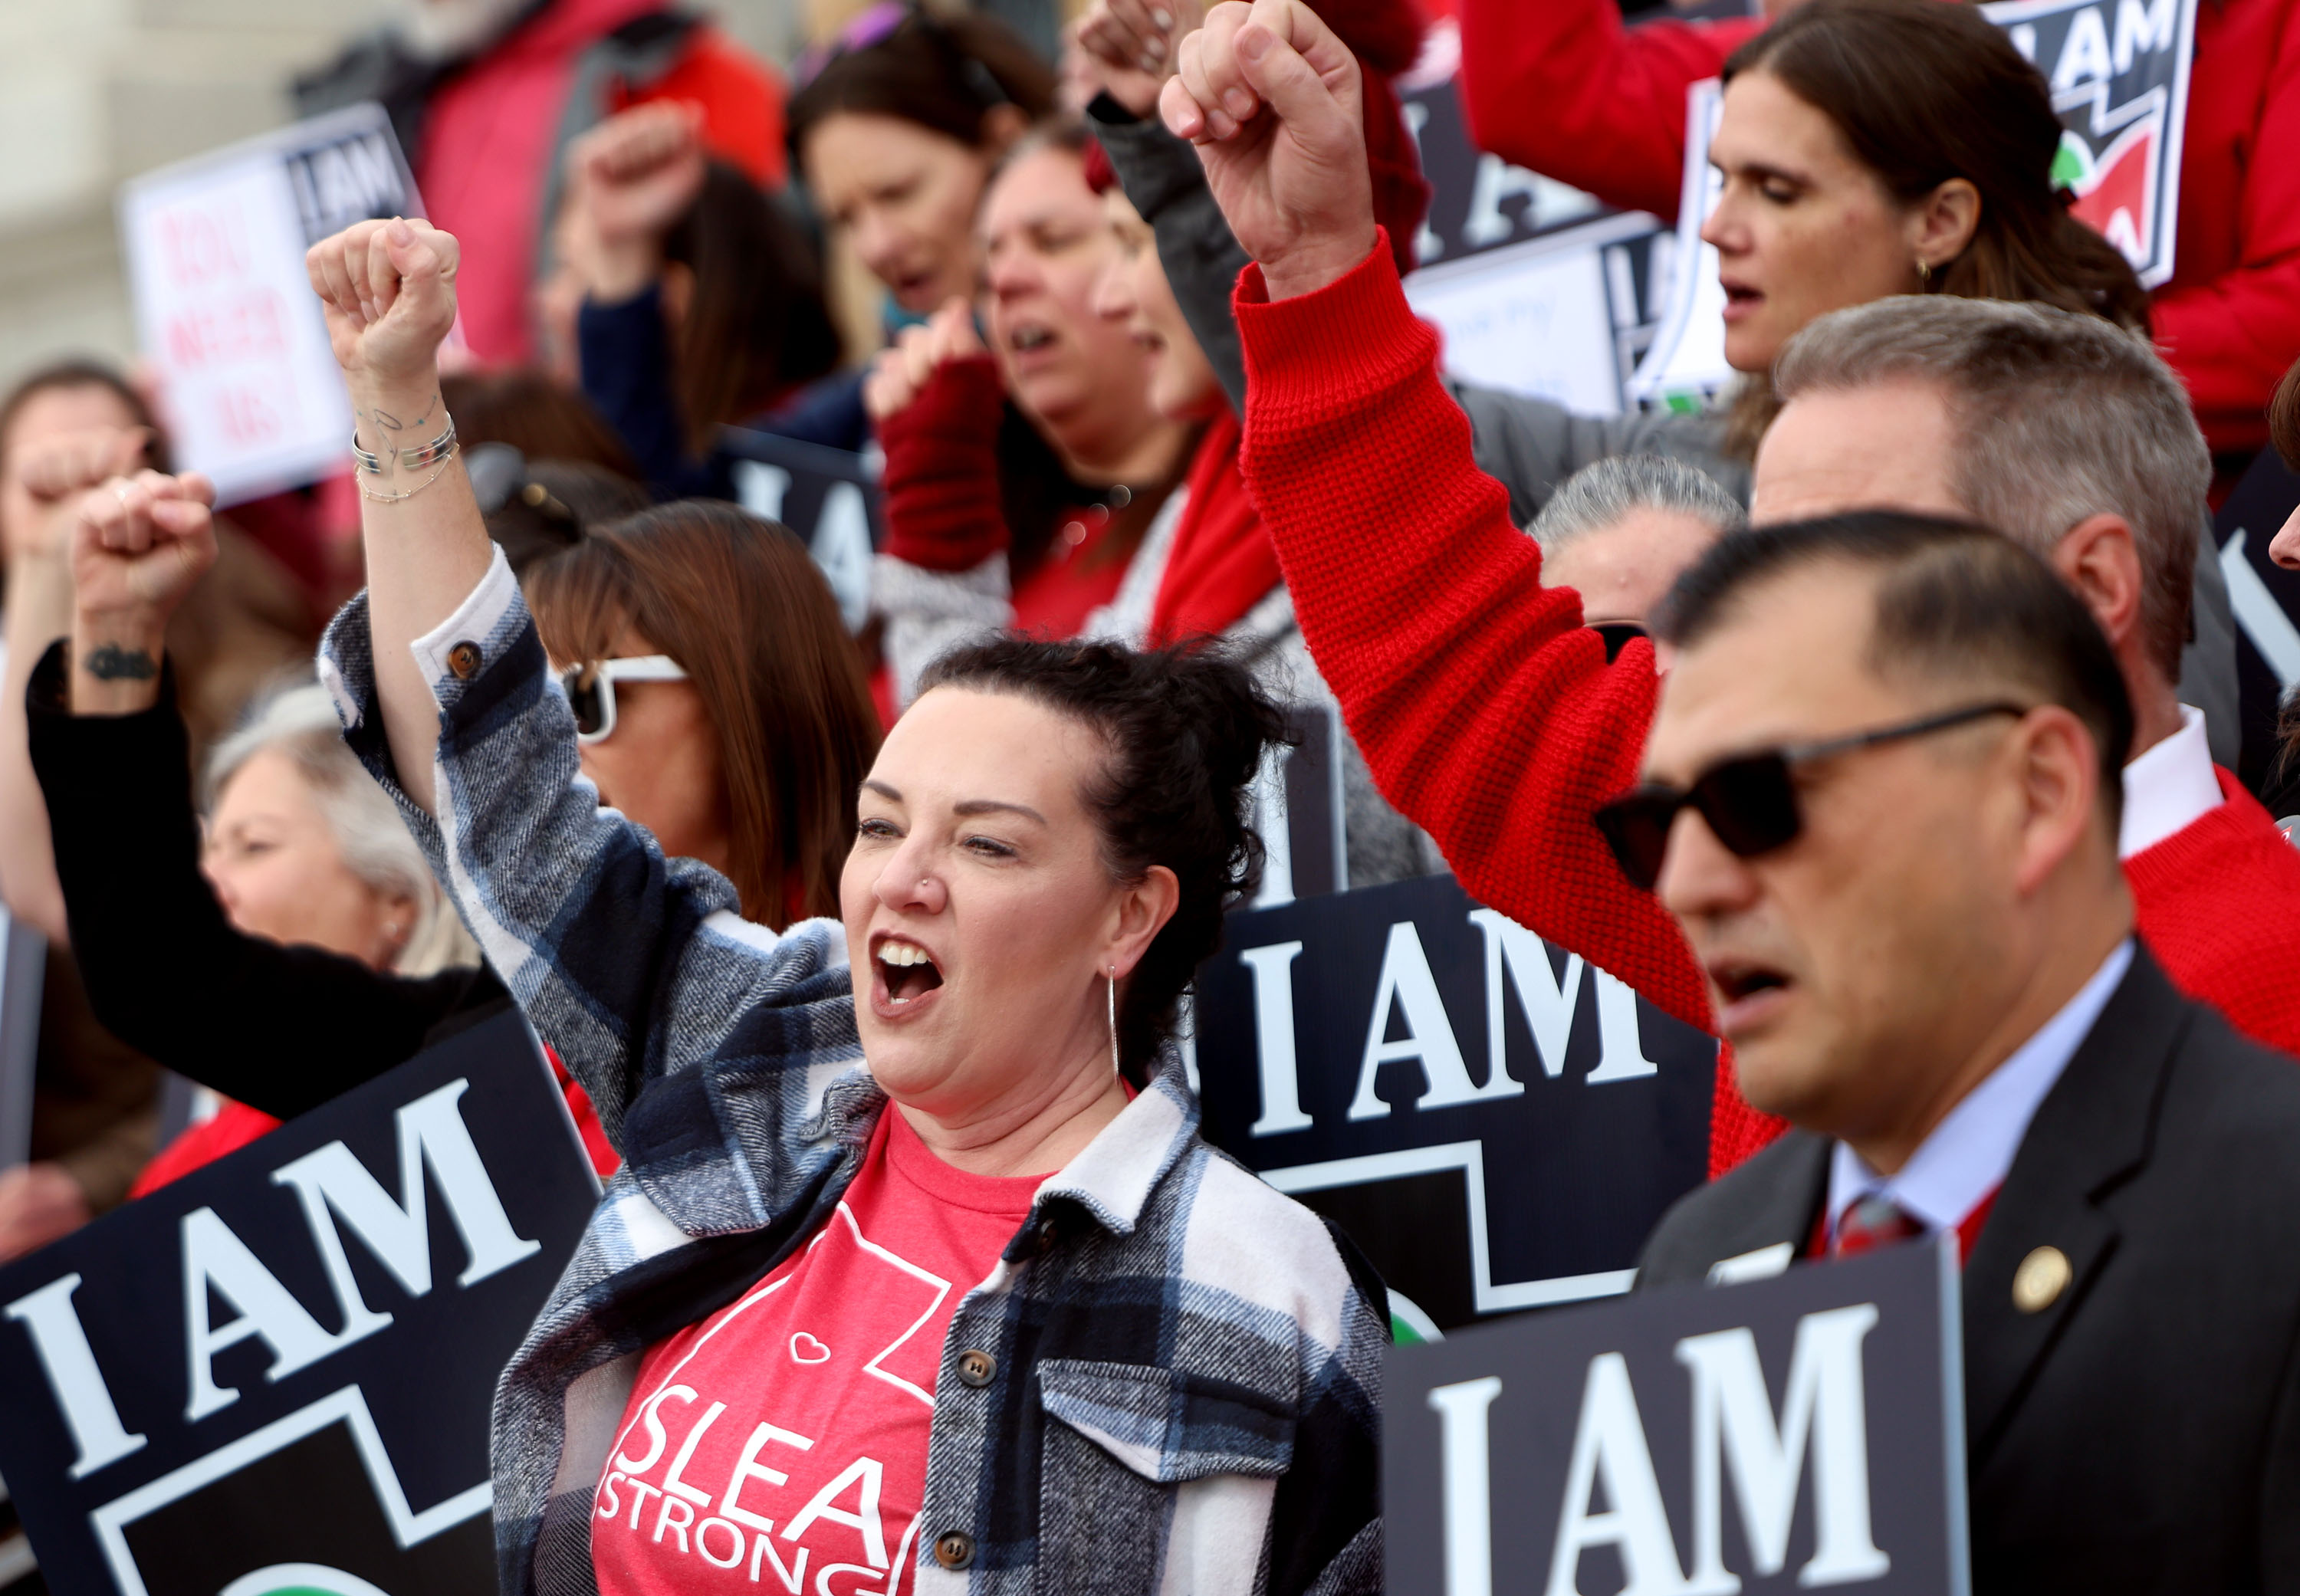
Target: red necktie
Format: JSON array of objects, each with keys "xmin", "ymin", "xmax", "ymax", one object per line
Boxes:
[{"xmin": 1832, "ymin": 1193, "xmax": 1924, "ymax": 1259}]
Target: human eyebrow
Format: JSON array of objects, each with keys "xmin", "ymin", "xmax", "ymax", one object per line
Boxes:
[
  {"xmin": 861, "ymin": 779, "xmax": 903, "ymax": 804},
  {"xmin": 952, "ymin": 798, "xmax": 1047, "ymax": 824},
  {"xmin": 1720, "ymin": 158, "xmax": 1812, "ymax": 192}
]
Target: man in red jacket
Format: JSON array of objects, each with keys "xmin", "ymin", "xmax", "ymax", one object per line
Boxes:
[
  {"xmin": 1162, "ymin": 0, "xmax": 2300, "ymax": 1171},
  {"xmin": 1454, "ymin": 0, "xmax": 2300, "ymax": 462}
]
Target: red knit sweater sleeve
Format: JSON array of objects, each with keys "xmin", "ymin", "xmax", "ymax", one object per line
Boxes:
[
  {"xmin": 873, "ymin": 356, "xmax": 1012, "ymax": 573},
  {"xmin": 2149, "ymin": 0, "xmax": 2300, "ymax": 455},
  {"xmin": 1234, "ymin": 239, "xmax": 1713, "ymax": 1035},
  {"xmin": 1456, "ymin": 0, "xmax": 1757, "ymax": 224},
  {"xmin": 2124, "ymin": 772, "xmax": 2300, "ymax": 1059}
]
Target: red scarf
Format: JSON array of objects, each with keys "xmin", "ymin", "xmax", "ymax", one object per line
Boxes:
[{"xmin": 1146, "ymin": 410, "xmax": 1282, "ymax": 647}]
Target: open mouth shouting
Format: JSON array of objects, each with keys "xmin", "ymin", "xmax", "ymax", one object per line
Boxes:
[
  {"xmin": 870, "ymin": 932, "xmax": 946, "ymax": 1020},
  {"xmin": 1707, "ymin": 956, "xmax": 1793, "ymax": 1036}
]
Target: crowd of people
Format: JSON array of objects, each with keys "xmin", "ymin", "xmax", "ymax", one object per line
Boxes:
[{"xmin": 5, "ymin": 0, "xmax": 2300, "ymax": 1588}]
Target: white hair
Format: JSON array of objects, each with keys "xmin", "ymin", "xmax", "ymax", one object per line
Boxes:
[
  {"xmin": 206, "ymin": 682, "xmax": 477, "ymax": 977},
  {"xmin": 1529, "ymin": 455, "xmax": 1748, "ymax": 555}
]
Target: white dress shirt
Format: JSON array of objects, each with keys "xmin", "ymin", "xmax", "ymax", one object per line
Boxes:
[
  {"xmin": 2118, "ymin": 704, "xmax": 2222, "ymax": 859},
  {"xmin": 1825, "ymin": 939, "xmax": 2134, "ymax": 1242}
]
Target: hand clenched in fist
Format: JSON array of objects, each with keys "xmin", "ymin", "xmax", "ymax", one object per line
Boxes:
[
  {"xmin": 564, "ymin": 103, "xmax": 708, "ymax": 303},
  {"xmin": 5, "ymin": 425, "xmax": 153, "ymax": 564},
  {"xmin": 1158, "ymin": 0, "xmax": 1375, "ymax": 301},
  {"xmin": 305, "ymin": 217, "xmax": 462, "ymax": 390},
  {"xmin": 72, "ymin": 470, "xmax": 218, "ymax": 626},
  {"xmin": 863, "ymin": 297, "xmax": 993, "ymax": 422}
]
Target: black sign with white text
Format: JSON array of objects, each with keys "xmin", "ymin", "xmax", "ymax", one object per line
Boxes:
[
  {"xmin": 0, "ymin": 1012, "xmax": 598, "ymax": 1596},
  {"xmin": 1385, "ymin": 1239, "xmax": 1968, "ymax": 1596},
  {"xmin": 1195, "ymin": 874, "xmax": 1715, "ymax": 1332},
  {"xmin": 721, "ymin": 427, "xmax": 883, "ymax": 634},
  {"xmin": 1983, "ymin": 0, "xmax": 2196, "ymax": 287}
]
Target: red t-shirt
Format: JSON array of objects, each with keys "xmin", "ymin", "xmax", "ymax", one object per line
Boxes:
[{"xmin": 593, "ymin": 1109, "xmax": 1037, "ymax": 1596}]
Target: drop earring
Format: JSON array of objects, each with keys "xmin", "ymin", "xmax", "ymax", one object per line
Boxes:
[
  {"xmin": 1107, "ymin": 967, "xmax": 1120, "ymax": 1075},
  {"xmin": 1915, "ymin": 257, "xmax": 1932, "ymax": 287}
]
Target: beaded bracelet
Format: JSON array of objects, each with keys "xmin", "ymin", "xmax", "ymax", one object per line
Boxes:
[{"xmin": 357, "ymin": 443, "xmax": 461, "ymax": 504}]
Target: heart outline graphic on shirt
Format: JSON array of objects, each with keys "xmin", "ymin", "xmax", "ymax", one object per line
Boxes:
[{"xmin": 790, "ymin": 1332, "xmax": 832, "ymax": 1364}]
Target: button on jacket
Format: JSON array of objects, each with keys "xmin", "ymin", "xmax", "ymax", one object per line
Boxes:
[{"xmin": 318, "ymin": 550, "xmax": 1388, "ymax": 1596}]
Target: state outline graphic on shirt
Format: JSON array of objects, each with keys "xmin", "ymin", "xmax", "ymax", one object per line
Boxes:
[{"xmin": 605, "ymin": 1196, "xmax": 955, "ymax": 1484}]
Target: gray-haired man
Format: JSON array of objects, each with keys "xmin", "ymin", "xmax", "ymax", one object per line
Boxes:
[{"xmin": 1527, "ymin": 455, "xmax": 1746, "ymax": 632}]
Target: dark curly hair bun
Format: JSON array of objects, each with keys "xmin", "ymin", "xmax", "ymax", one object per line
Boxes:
[{"xmin": 918, "ymin": 636, "xmax": 1292, "ymax": 1085}]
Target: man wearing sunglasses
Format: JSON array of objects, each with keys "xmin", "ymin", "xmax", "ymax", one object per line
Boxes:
[{"xmin": 1629, "ymin": 511, "xmax": 2300, "ymax": 1591}]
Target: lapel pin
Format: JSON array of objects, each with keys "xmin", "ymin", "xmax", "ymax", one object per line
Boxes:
[{"xmin": 2013, "ymin": 1245, "xmax": 2072, "ymax": 1313}]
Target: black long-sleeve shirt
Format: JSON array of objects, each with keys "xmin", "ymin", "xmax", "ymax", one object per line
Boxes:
[{"xmin": 26, "ymin": 642, "xmax": 507, "ymax": 1121}]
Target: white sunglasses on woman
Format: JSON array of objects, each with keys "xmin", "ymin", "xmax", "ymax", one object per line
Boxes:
[{"xmin": 561, "ymin": 655, "xmax": 688, "ymax": 744}]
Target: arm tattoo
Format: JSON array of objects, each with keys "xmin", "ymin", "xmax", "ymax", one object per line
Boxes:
[
  {"xmin": 82, "ymin": 644, "xmax": 157, "ymax": 681},
  {"xmin": 366, "ymin": 392, "xmax": 441, "ymax": 435}
]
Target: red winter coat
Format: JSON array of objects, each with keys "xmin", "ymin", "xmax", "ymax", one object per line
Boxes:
[
  {"xmin": 1456, "ymin": 0, "xmax": 2300, "ymax": 455},
  {"xmin": 1234, "ymin": 235, "xmax": 2300, "ymax": 1177},
  {"xmin": 418, "ymin": 0, "xmax": 787, "ymax": 365}
]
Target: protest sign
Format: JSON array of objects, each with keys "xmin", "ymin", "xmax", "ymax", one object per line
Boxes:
[
  {"xmin": 1385, "ymin": 1237, "xmax": 1967, "ymax": 1596},
  {"xmin": 0, "ymin": 908, "xmax": 46, "ymax": 1174},
  {"xmin": 1398, "ymin": 24, "xmax": 1671, "ymax": 415},
  {"xmin": 1249, "ymin": 703, "xmax": 1347, "ymax": 908},
  {"xmin": 1194, "ymin": 873, "xmax": 1715, "ymax": 1332},
  {"xmin": 1626, "ymin": 80, "xmax": 1733, "ymax": 409},
  {"xmin": 1986, "ymin": 0, "xmax": 2197, "ymax": 287},
  {"xmin": 2213, "ymin": 449, "xmax": 2300, "ymax": 800},
  {"xmin": 721, "ymin": 428, "xmax": 882, "ymax": 633},
  {"xmin": 1634, "ymin": 0, "xmax": 2196, "ymax": 406},
  {"xmin": 0, "ymin": 1011, "xmax": 598, "ymax": 1596},
  {"xmin": 118, "ymin": 104, "xmax": 426, "ymax": 508}
]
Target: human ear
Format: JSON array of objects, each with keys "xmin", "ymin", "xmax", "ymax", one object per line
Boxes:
[
  {"xmin": 979, "ymin": 102, "xmax": 1028, "ymax": 153},
  {"xmin": 2008, "ymin": 706, "xmax": 2104, "ymax": 896},
  {"xmin": 1106, "ymin": 864, "xmax": 1181, "ymax": 979},
  {"xmin": 2049, "ymin": 514, "xmax": 2144, "ymax": 655},
  {"xmin": 1909, "ymin": 178, "xmax": 1981, "ymax": 275}
]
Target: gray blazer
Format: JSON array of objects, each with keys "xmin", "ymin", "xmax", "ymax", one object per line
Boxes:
[{"xmin": 1638, "ymin": 948, "xmax": 2300, "ymax": 1593}]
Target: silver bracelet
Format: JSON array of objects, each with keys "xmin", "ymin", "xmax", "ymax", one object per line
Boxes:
[
  {"xmin": 351, "ymin": 429, "xmax": 387, "ymax": 475},
  {"xmin": 396, "ymin": 415, "xmax": 458, "ymax": 470},
  {"xmin": 357, "ymin": 443, "xmax": 461, "ymax": 504}
]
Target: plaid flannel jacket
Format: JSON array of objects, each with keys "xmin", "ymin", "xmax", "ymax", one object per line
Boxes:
[{"xmin": 319, "ymin": 549, "xmax": 1388, "ymax": 1596}]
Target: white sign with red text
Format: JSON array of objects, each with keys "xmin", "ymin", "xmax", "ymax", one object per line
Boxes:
[{"xmin": 118, "ymin": 103, "xmax": 424, "ymax": 507}]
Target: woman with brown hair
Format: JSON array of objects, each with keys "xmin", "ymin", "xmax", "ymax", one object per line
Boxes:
[
  {"xmin": 2258, "ymin": 357, "xmax": 2300, "ymax": 820},
  {"xmin": 525, "ymin": 501, "xmax": 882, "ymax": 926}
]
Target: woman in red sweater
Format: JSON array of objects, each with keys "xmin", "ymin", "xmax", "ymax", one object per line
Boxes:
[
  {"xmin": 1457, "ymin": 0, "xmax": 2300, "ymax": 464},
  {"xmin": 1165, "ymin": 0, "xmax": 2300, "ymax": 1172},
  {"xmin": 868, "ymin": 120, "xmax": 1204, "ymax": 688}
]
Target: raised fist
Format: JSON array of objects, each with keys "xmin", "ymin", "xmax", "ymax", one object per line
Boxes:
[
  {"xmin": 305, "ymin": 218, "xmax": 461, "ymax": 387},
  {"xmin": 863, "ymin": 298, "xmax": 994, "ymax": 421},
  {"xmin": 71, "ymin": 469, "xmax": 219, "ymax": 628},
  {"xmin": 564, "ymin": 103, "xmax": 708, "ymax": 301},
  {"xmin": 1159, "ymin": 0, "xmax": 1375, "ymax": 300},
  {"xmin": 5, "ymin": 425, "xmax": 153, "ymax": 563},
  {"xmin": 1073, "ymin": 0, "xmax": 1203, "ymax": 117}
]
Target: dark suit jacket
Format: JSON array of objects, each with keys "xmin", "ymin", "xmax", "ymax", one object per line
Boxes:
[{"xmin": 1638, "ymin": 947, "xmax": 2300, "ymax": 1594}]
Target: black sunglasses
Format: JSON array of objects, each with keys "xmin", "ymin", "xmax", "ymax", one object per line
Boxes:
[{"xmin": 1592, "ymin": 701, "xmax": 2031, "ymax": 892}]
